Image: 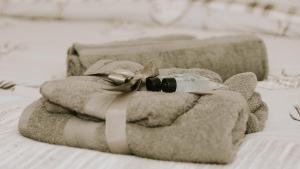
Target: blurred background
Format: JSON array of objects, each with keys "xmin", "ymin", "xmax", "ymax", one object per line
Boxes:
[{"xmin": 0, "ymin": 0, "xmax": 299, "ymax": 87}]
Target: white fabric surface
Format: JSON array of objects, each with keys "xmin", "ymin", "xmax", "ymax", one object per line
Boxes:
[
  {"xmin": 0, "ymin": 17, "xmax": 300, "ymax": 169},
  {"xmin": 1, "ymin": 86, "xmax": 300, "ymax": 169}
]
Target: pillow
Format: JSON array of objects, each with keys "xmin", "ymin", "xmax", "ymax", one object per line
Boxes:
[
  {"xmin": 0, "ymin": 0, "xmax": 148, "ymax": 21},
  {"xmin": 149, "ymin": 0, "xmax": 300, "ymax": 37},
  {"xmin": 1, "ymin": 0, "xmax": 299, "ymax": 37}
]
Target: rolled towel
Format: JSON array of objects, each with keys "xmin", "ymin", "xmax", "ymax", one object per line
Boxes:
[
  {"xmin": 19, "ymin": 60, "xmax": 268, "ymax": 164},
  {"xmin": 67, "ymin": 35, "xmax": 268, "ymax": 81}
]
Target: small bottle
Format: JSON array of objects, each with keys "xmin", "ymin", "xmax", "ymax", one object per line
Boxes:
[
  {"xmin": 146, "ymin": 77, "xmax": 162, "ymax": 91},
  {"xmin": 161, "ymin": 78, "xmax": 176, "ymax": 92},
  {"xmin": 146, "ymin": 73, "xmax": 223, "ymax": 93},
  {"xmin": 161, "ymin": 73, "xmax": 223, "ymax": 93}
]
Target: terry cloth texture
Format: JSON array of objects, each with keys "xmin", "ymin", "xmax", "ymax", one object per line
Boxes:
[
  {"xmin": 19, "ymin": 60, "xmax": 268, "ymax": 164},
  {"xmin": 67, "ymin": 34, "xmax": 268, "ymax": 81}
]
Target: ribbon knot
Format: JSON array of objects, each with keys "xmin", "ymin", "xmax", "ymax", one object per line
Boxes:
[{"xmin": 104, "ymin": 62, "xmax": 159, "ymax": 92}]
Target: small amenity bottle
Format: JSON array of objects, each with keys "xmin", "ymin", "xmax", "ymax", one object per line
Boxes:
[{"xmin": 146, "ymin": 73, "xmax": 223, "ymax": 94}]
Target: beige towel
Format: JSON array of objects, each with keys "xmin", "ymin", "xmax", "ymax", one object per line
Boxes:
[
  {"xmin": 19, "ymin": 60, "xmax": 268, "ymax": 164},
  {"xmin": 67, "ymin": 35, "xmax": 268, "ymax": 81}
]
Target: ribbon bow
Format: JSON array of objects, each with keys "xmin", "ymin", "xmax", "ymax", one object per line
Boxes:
[{"xmin": 103, "ymin": 62, "xmax": 159, "ymax": 92}]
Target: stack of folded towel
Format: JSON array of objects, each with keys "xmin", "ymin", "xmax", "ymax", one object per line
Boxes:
[{"xmin": 19, "ymin": 35, "xmax": 268, "ymax": 164}]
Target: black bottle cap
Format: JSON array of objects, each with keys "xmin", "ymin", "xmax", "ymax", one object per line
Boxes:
[
  {"xmin": 161, "ymin": 78, "xmax": 177, "ymax": 93},
  {"xmin": 146, "ymin": 77, "xmax": 162, "ymax": 91}
]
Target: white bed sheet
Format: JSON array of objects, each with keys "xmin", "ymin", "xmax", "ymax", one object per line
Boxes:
[{"xmin": 0, "ymin": 17, "xmax": 300, "ymax": 169}]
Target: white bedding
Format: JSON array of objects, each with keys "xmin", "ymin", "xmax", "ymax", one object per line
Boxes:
[
  {"xmin": 1, "ymin": 0, "xmax": 300, "ymax": 37},
  {"xmin": 1, "ymin": 17, "xmax": 300, "ymax": 169}
]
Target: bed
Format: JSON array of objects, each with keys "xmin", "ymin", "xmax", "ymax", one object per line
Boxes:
[{"xmin": 1, "ymin": 0, "xmax": 300, "ymax": 168}]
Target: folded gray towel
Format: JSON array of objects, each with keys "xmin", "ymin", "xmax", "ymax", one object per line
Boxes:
[
  {"xmin": 19, "ymin": 60, "xmax": 268, "ymax": 164},
  {"xmin": 67, "ymin": 35, "xmax": 268, "ymax": 81}
]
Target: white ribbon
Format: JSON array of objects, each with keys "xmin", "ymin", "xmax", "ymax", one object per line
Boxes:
[{"xmin": 105, "ymin": 92, "xmax": 134, "ymax": 154}]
